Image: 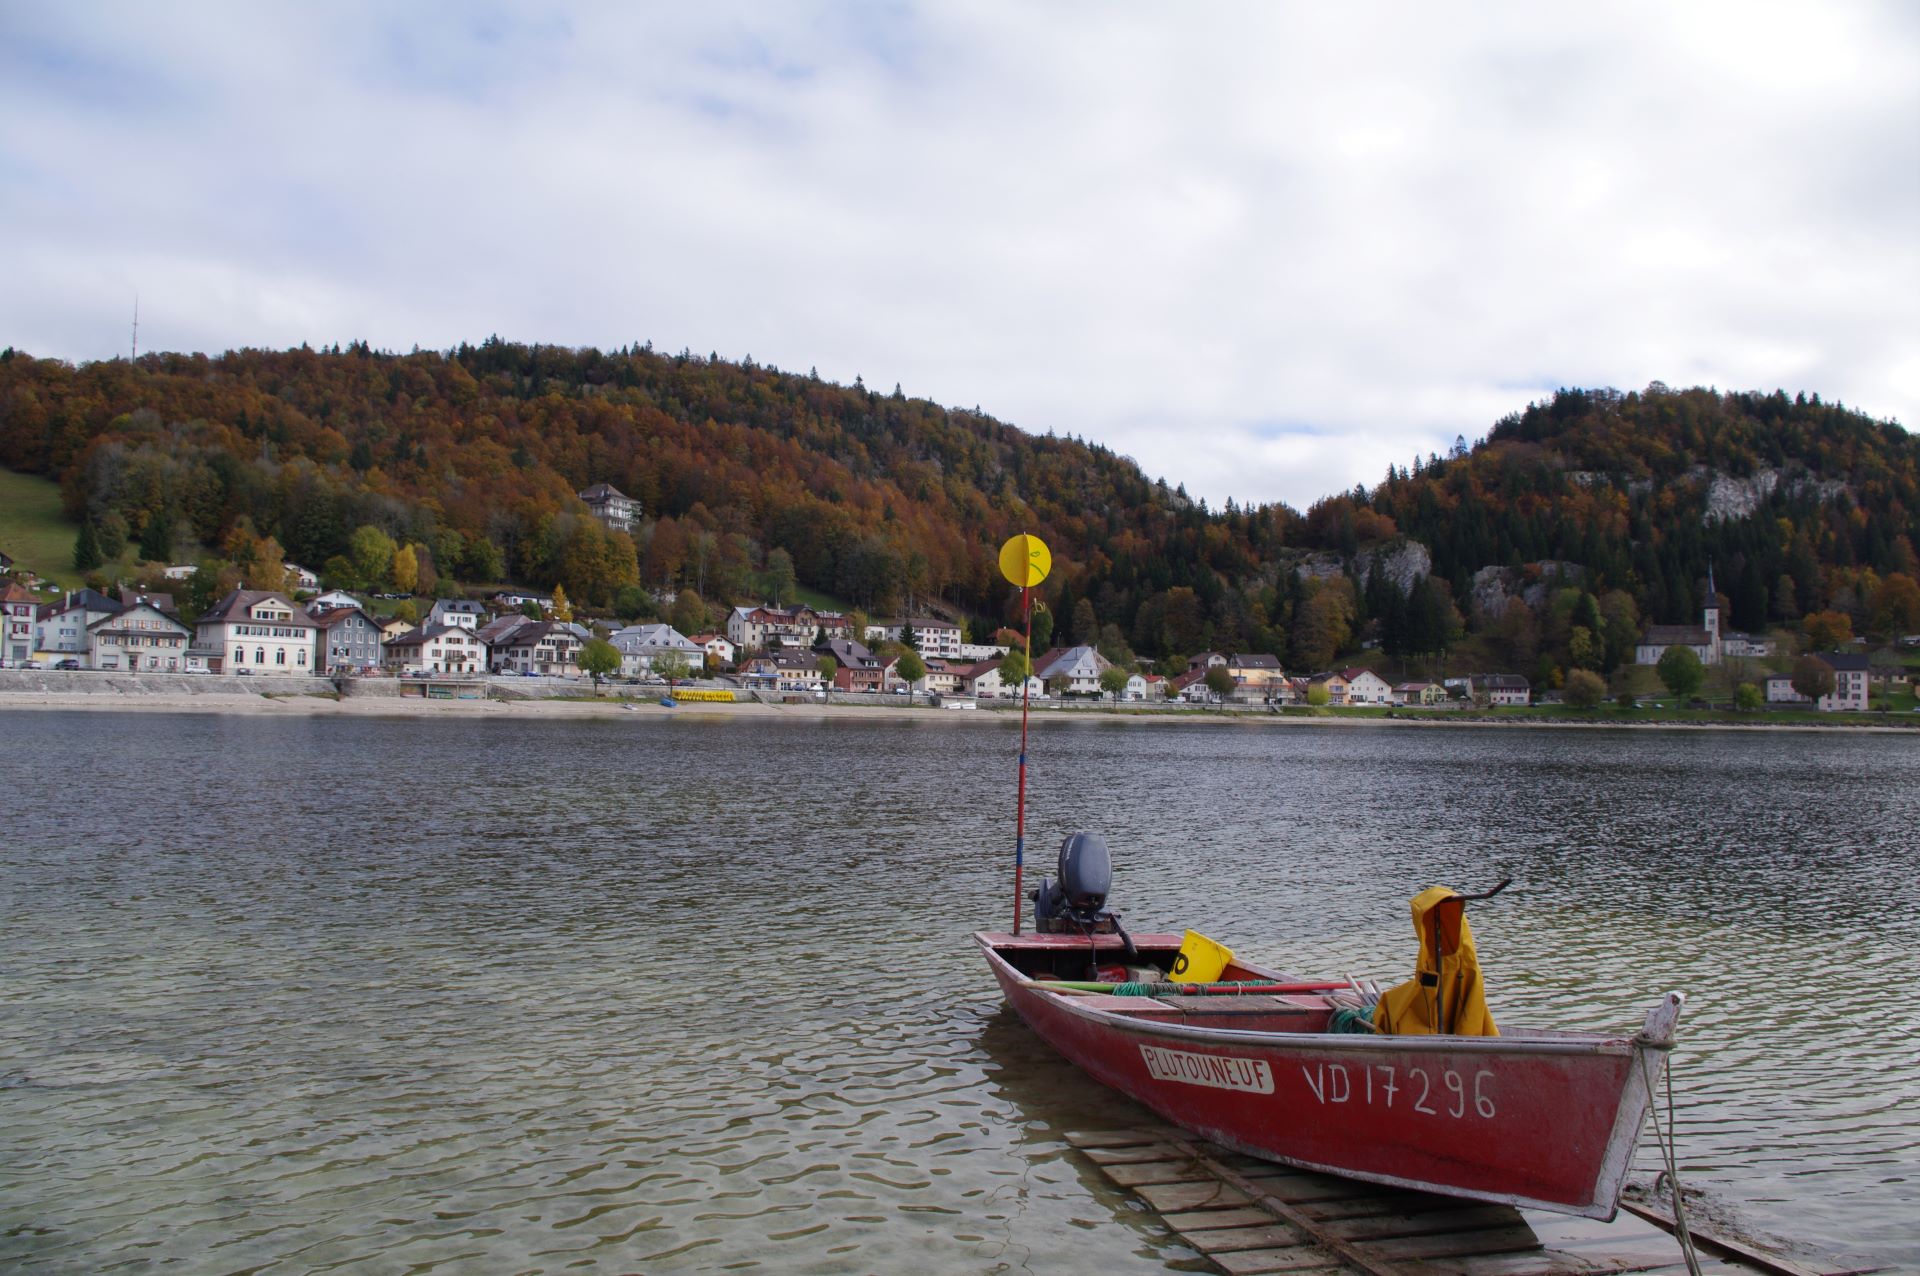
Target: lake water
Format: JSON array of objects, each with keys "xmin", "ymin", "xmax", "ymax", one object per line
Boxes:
[{"xmin": 2, "ymin": 711, "xmax": 1916, "ymax": 1273}]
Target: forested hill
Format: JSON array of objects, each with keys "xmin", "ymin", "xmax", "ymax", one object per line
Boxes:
[{"xmin": 0, "ymin": 342, "xmax": 1915, "ymax": 680}]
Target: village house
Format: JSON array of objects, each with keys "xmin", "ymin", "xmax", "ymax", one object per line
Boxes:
[
  {"xmin": 1472, "ymin": 673, "xmax": 1533, "ymax": 706},
  {"xmin": 426, "ymin": 599, "xmax": 489, "ymax": 631},
  {"xmin": 283, "ymin": 563, "xmax": 320, "ymax": 591},
  {"xmin": 686, "ymin": 632, "xmax": 736, "ymax": 668},
  {"xmin": 955, "ymin": 658, "xmax": 1004, "ymax": 698},
  {"xmin": 1393, "ymin": 681, "xmax": 1449, "ymax": 706},
  {"xmin": 1033, "ymin": 645, "xmax": 1112, "ymax": 697},
  {"xmin": 383, "ymin": 622, "xmax": 487, "ymax": 675},
  {"xmin": 309, "ymin": 588, "xmax": 361, "ymax": 612},
  {"xmin": 1341, "ymin": 668, "xmax": 1395, "ymax": 705},
  {"xmin": 957, "ymin": 640, "xmax": 1011, "ymax": 661},
  {"xmin": 578, "ymin": 482, "xmax": 639, "ymax": 533},
  {"xmin": 491, "ymin": 590, "xmax": 552, "ymax": 612},
  {"xmin": 196, "ymin": 589, "xmax": 320, "ymax": 675},
  {"xmin": 485, "ymin": 621, "xmax": 581, "ymax": 676},
  {"xmin": 1171, "ymin": 668, "xmax": 1213, "ymax": 703},
  {"xmin": 736, "ymin": 654, "xmax": 779, "ymax": 686},
  {"xmin": 773, "ymin": 650, "xmax": 827, "ymax": 692},
  {"xmin": 819, "ymin": 637, "xmax": 884, "ymax": 693},
  {"xmin": 1307, "ymin": 670, "xmax": 1352, "ymax": 704},
  {"xmin": 866, "ymin": 617, "xmax": 964, "ymax": 660},
  {"xmin": 912, "ymin": 657, "xmax": 961, "ymax": 696},
  {"xmin": 609, "ymin": 623, "xmax": 705, "ymax": 677},
  {"xmin": 87, "ymin": 600, "xmax": 192, "ymax": 671},
  {"xmin": 34, "ymin": 588, "xmax": 120, "ymax": 660},
  {"xmin": 1815, "ymin": 652, "xmax": 1870, "ymax": 712},
  {"xmin": 727, "ymin": 604, "xmax": 853, "ymax": 653},
  {"xmin": 1226, "ymin": 653, "xmax": 1286, "ymax": 701},
  {"xmin": 1188, "ymin": 652, "xmax": 1229, "ymax": 672},
  {"xmin": 2, "ymin": 579, "xmax": 38, "ymax": 667},
  {"xmin": 309, "ymin": 605, "xmax": 386, "ymax": 674},
  {"xmin": 1124, "ymin": 673, "xmax": 1150, "ymax": 701},
  {"xmin": 1763, "ymin": 673, "xmax": 1810, "ymax": 705}
]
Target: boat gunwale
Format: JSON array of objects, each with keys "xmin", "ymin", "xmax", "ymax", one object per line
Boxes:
[{"xmin": 974, "ymin": 930, "xmax": 1657, "ymax": 1059}]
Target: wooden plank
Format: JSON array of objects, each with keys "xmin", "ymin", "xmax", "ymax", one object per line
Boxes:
[
  {"xmin": 1324, "ymin": 1204, "xmax": 1526, "ymax": 1243},
  {"xmin": 1064, "ymin": 1128, "xmax": 1179, "ymax": 1149},
  {"xmin": 1174, "ymin": 1142, "xmax": 1418, "ymax": 1276},
  {"xmin": 1617, "ymin": 1198, "xmax": 1832, "ymax": 1276},
  {"xmin": 1135, "ymin": 1179, "xmax": 1252, "ymax": 1212},
  {"xmin": 1366, "ymin": 1223, "xmax": 1546, "ymax": 1261},
  {"xmin": 1083, "ymin": 1142, "xmax": 1190, "ymax": 1166},
  {"xmin": 1241, "ymin": 1171, "xmax": 1412, "ymax": 1206},
  {"xmin": 1184, "ymin": 1224, "xmax": 1312, "ymax": 1254},
  {"xmin": 1210, "ymin": 1248, "xmax": 1349, "ymax": 1276},
  {"xmin": 1297, "ymin": 1190, "xmax": 1476, "ymax": 1222},
  {"xmin": 1165, "ymin": 1207, "xmax": 1288, "ymax": 1232},
  {"xmin": 1422, "ymin": 1256, "xmax": 1702, "ymax": 1276},
  {"xmin": 1102, "ymin": 1159, "xmax": 1211, "ymax": 1188}
]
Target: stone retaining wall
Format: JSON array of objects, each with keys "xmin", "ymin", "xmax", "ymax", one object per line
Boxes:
[{"xmin": 0, "ymin": 670, "xmax": 329, "ymax": 697}]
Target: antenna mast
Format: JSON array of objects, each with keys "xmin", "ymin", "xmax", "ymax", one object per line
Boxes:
[{"xmin": 130, "ymin": 295, "xmax": 139, "ymax": 361}]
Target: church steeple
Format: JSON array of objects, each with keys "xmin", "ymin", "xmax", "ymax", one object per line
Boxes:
[{"xmin": 1702, "ymin": 565, "xmax": 1720, "ymax": 647}]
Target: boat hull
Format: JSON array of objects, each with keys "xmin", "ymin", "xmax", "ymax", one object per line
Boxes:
[{"xmin": 978, "ymin": 931, "xmax": 1678, "ymax": 1220}]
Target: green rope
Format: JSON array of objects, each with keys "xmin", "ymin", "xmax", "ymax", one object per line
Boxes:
[{"xmin": 1328, "ymin": 1006, "xmax": 1379, "ymax": 1034}]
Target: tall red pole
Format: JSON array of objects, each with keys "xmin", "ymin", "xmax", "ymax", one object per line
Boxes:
[{"xmin": 1013, "ymin": 582, "xmax": 1034, "ymax": 934}]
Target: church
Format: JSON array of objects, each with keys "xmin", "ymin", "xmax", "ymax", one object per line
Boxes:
[{"xmin": 1634, "ymin": 570, "xmax": 1772, "ymax": 666}]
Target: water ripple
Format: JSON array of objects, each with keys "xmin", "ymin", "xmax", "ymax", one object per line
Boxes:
[{"xmin": 1, "ymin": 714, "xmax": 1916, "ymax": 1270}]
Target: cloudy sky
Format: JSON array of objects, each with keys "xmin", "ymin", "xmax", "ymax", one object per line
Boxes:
[{"xmin": 3, "ymin": 3, "xmax": 1916, "ymax": 509}]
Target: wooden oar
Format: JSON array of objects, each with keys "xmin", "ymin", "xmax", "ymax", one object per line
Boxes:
[{"xmin": 1040, "ymin": 978, "xmax": 1352, "ymax": 996}]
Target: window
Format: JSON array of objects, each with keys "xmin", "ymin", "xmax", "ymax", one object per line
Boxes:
[
  {"xmin": 233, "ymin": 647, "xmax": 244, "ymax": 664},
  {"xmin": 276, "ymin": 648, "xmax": 286, "ymax": 665},
  {"xmin": 297, "ymin": 649, "xmax": 306, "ymax": 666},
  {"xmin": 257, "ymin": 647, "xmax": 266, "ymax": 664}
]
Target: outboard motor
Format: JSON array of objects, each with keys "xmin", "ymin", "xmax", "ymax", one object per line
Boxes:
[
  {"xmin": 1033, "ymin": 831, "xmax": 1113, "ymax": 932},
  {"xmin": 1032, "ymin": 832, "xmax": 1139, "ymax": 975}
]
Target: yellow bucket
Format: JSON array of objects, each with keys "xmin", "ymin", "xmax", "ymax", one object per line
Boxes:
[{"xmin": 1169, "ymin": 930, "xmax": 1233, "ymax": 984}]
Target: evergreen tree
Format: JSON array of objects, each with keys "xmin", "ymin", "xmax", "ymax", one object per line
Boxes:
[{"xmin": 73, "ymin": 521, "xmax": 103, "ymax": 572}]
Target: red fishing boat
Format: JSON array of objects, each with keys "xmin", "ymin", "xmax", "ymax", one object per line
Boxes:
[{"xmin": 976, "ymin": 833, "xmax": 1685, "ymax": 1221}]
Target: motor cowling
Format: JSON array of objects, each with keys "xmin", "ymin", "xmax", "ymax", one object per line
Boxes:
[{"xmin": 1032, "ymin": 831, "xmax": 1116, "ymax": 933}]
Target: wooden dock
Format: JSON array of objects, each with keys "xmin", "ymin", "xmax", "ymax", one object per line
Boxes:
[{"xmin": 1066, "ymin": 1128, "xmax": 1850, "ymax": 1276}]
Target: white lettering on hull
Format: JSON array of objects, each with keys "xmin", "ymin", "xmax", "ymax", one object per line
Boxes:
[{"xmin": 1139, "ymin": 1044, "xmax": 1275, "ymax": 1094}]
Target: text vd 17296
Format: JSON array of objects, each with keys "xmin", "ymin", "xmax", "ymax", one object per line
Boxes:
[{"xmin": 1301, "ymin": 1062, "xmax": 1497, "ymax": 1119}]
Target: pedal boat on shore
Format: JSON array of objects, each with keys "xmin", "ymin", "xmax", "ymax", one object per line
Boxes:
[{"xmin": 976, "ymin": 842, "xmax": 1684, "ymax": 1221}]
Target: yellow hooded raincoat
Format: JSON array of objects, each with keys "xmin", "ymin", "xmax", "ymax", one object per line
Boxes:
[{"xmin": 1372, "ymin": 886, "xmax": 1498, "ymax": 1036}]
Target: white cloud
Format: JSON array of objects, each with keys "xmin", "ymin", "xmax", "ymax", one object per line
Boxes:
[{"xmin": 1, "ymin": 1, "xmax": 1914, "ymax": 510}]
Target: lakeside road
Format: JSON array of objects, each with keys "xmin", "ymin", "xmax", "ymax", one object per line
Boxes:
[{"xmin": 1, "ymin": 687, "xmax": 1916, "ymax": 731}]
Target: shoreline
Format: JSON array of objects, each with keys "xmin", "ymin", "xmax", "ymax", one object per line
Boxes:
[{"xmin": 0, "ymin": 689, "xmax": 1913, "ymax": 733}]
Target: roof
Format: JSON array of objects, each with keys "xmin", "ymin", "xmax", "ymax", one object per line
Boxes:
[
  {"xmin": 118, "ymin": 587, "xmax": 177, "ymax": 614},
  {"xmin": 1033, "ymin": 645, "xmax": 1111, "ymax": 679},
  {"xmin": 198, "ymin": 589, "xmax": 319, "ymax": 628},
  {"xmin": 578, "ymin": 482, "xmax": 631, "ymax": 501},
  {"xmin": 872, "ymin": 616, "xmax": 961, "ymax": 630},
  {"xmin": 1, "ymin": 580, "xmax": 42, "ymax": 605},
  {"xmin": 386, "ymin": 621, "xmax": 485, "ymax": 648},
  {"xmin": 1476, "ymin": 673, "xmax": 1531, "ymax": 690},
  {"xmin": 1816, "ymin": 652, "xmax": 1870, "ymax": 672},
  {"xmin": 1340, "ymin": 667, "xmax": 1386, "ymax": 681},
  {"xmin": 1230, "ymin": 653, "xmax": 1282, "ymax": 670},
  {"xmin": 1642, "ymin": 625, "xmax": 1711, "ymax": 645},
  {"xmin": 90, "ymin": 602, "xmax": 189, "ymax": 633},
  {"xmin": 310, "ymin": 605, "xmax": 376, "ymax": 630},
  {"xmin": 477, "ymin": 614, "xmax": 535, "ymax": 644}
]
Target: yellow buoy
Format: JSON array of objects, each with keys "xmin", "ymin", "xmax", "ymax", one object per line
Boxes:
[
  {"xmin": 1169, "ymin": 930, "xmax": 1234, "ymax": 984},
  {"xmin": 998, "ymin": 534, "xmax": 1052, "ymax": 588}
]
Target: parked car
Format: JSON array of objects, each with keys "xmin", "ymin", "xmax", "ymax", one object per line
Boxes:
[{"xmin": 54, "ymin": 658, "xmax": 81, "ymax": 670}]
